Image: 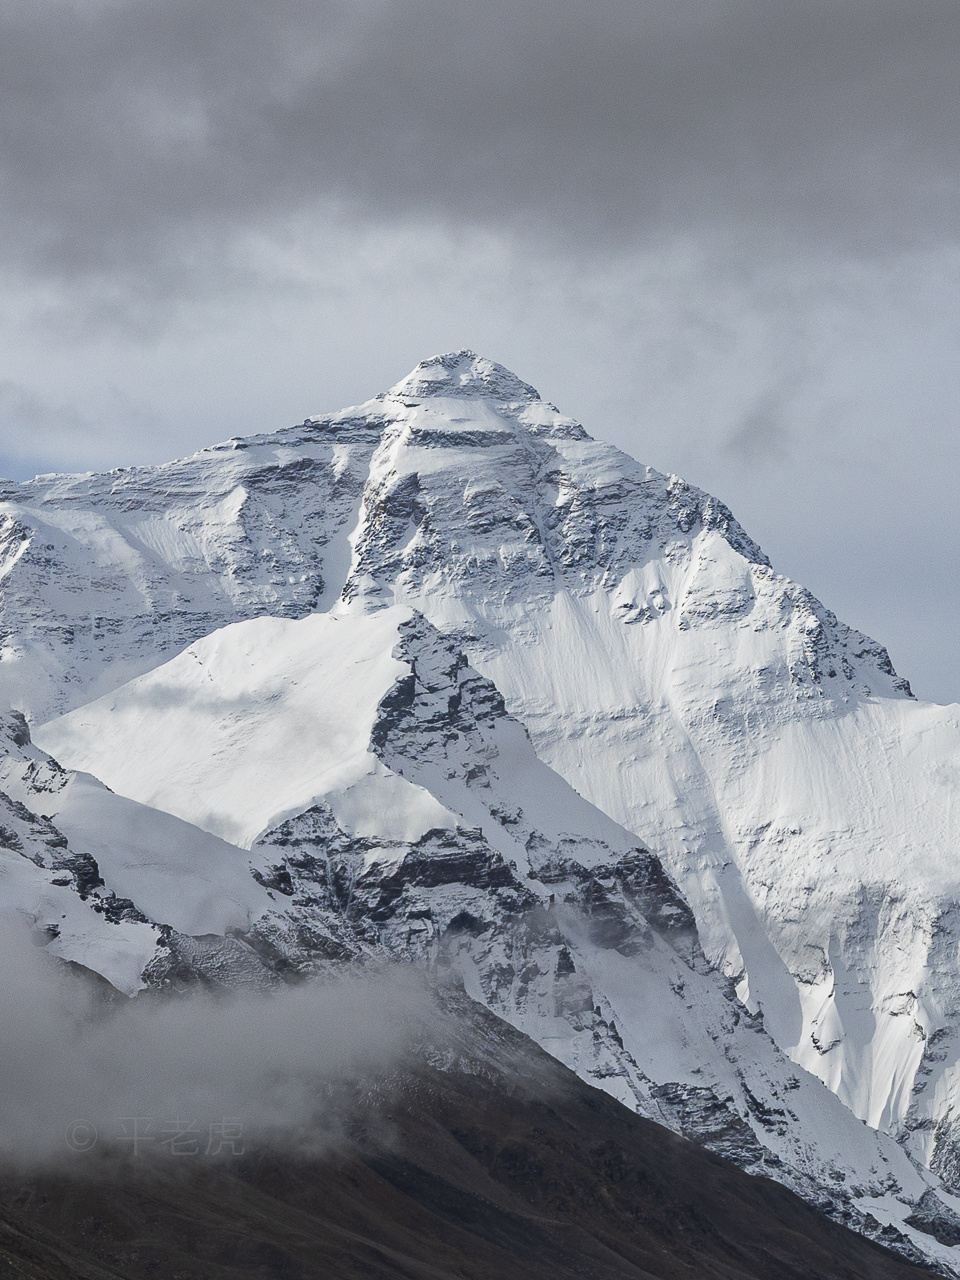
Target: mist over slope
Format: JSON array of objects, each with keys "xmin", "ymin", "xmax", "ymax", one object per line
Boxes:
[
  {"xmin": 0, "ymin": 917, "xmax": 433, "ymax": 1167},
  {"xmin": 0, "ymin": 973, "xmax": 933, "ymax": 1280}
]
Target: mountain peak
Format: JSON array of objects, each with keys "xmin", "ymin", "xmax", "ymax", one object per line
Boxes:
[{"xmin": 386, "ymin": 350, "xmax": 541, "ymax": 403}]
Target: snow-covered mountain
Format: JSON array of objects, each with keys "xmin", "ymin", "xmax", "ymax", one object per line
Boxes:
[
  {"xmin": 2, "ymin": 608, "xmax": 950, "ymax": 1266},
  {"xmin": 5, "ymin": 350, "xmax": 960, "ymax": 1266}
]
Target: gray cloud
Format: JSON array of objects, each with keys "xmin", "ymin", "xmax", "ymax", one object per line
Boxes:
[
  {"xmin": 0, "ymin": 380, "xmax": 87, "ymax": 435},
  {"xmin": 725, "ymin": 391, "xmax": 792, "ymax": 466},
  {"xmin": 0, "ymin": 917, "xmax": 437, "ymax": 1168},
  {"xmin": 1, "ymin": 0, "xmax": 958, "ymax": 285}
]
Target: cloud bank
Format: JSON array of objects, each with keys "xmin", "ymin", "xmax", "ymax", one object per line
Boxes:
[
  {"xmin": 0, "ymin": 918, "xmax": 436, "ymax": 1167},
  {"xmin": 2, "ymin": 0, "xmax": 958, "ymax": 284}
]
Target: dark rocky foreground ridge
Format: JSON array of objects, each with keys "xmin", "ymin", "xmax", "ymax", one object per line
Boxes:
[{"xmin": 0, "ymin": 996, "xmax": 931, "ymax": 1280}]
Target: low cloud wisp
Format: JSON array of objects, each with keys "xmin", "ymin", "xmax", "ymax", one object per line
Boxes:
[{"xmin": 0, "ymin": 918, "xmax": 438, "ymax": 1168}]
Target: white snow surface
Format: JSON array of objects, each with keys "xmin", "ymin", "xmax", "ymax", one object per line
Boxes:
[
  {"xmin": 36, "ymin": 603, "xmax": 639, "ymax": 869},
  {"xmin": 37, "ymin": 608, "xmax": 459, "ymax": 849},
  {"xmin": 0, "ymin": 709, "xmax": 273, "ymax": 987},
  {"xmin": 39, "ymin": 772, "xmax": 268, "ymax": 937},
  {"xmin": 0, "ymin": 408, "xmax": 384, "ymax": 722},
  {"xmin": 0, "ymin": 842, "xmax": 157, "ymax": 996}
]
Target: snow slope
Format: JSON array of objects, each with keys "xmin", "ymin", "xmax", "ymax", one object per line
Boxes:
[
  {"xmin": 0, "ymin": 710, "xmax": 273, "ymax": 990},
  {"xmin": 0, "ymin": 412, "xmax": 383, "ymax": 721},
  {"xmin": 37, "ymin": 608, "xmax": 445, "ymax": 849},
  {"xmin": 31, "ymin": 601, "xmax": 959, "ymax": 1267}
]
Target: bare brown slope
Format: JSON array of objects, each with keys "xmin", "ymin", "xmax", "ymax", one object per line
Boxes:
[{"xmin": 0, "ymin": 1000, "xmax": 934, "ymax": 1280}]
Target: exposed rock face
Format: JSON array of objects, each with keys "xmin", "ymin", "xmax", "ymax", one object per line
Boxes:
[{"xmin": 5, "ymin": 350, "xmax": 960, "ymax": 1267}]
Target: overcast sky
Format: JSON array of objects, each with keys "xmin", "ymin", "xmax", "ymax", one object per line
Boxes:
[{"xmin": 1, "ymin": 0, "xmax": 958, "ymax": 702}]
